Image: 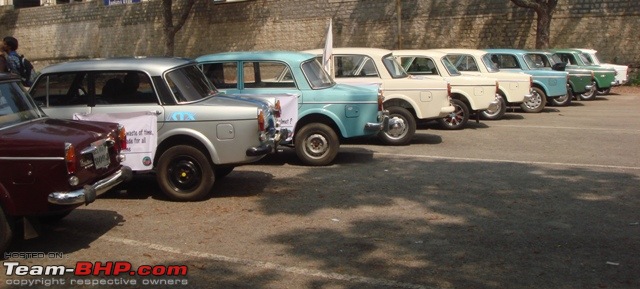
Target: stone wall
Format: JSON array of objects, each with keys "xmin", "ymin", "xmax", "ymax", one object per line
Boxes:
[{"xmin": 1, "ymin": 0, "xmax": 638, "ymax": 82}]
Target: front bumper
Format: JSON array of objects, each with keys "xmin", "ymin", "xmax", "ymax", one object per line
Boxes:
[
  {"xmin": 48, "ymin": 166, "xmax": 133, "ymax": 206},
  {"xmin": 246, "ymin": 128, "xmax": 290, "ymax": 157}
]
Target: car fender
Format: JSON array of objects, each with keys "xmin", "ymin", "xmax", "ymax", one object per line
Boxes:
[
  {"xmin": 297, "ymin": 108, "xmax": 347, "ymax": 138},
  {"xmin": 156, "ymin": 128, "xmax": 220, "ymax": 165},
  {"xmin": 382, "ymin": 92, "xmax": 425, "ymax": 119}
]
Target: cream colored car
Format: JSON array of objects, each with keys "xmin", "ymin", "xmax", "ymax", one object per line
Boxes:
[
  {"xmin": 304, "ymin": 48, "xmax": 453, "ymax": 145},
  {"xmin": 436, "ymin": 49, "xmax": 534, "ymax": 120},
  {"xmin": 395, "ymin": 49, "xmax": 500, "ymax": 127}
]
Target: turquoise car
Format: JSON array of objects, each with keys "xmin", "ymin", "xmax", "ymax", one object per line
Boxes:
[
  {"xmin": 525, "ymin": 50, "xmax": 595, "ymax": 106},
  {"xmin": 485, "ymin": 49, "xmax": 569, "ymax": 113},
  {"xmin": 196, "ymin": 51, "xmax": 392, "ymax": 166},
  {"xmin": 550, "ymin": 49, "xmax": 617, "ymax": 100}
]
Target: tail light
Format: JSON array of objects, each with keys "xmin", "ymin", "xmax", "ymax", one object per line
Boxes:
[
  {"xmin": 377, "ymin": 87, "xmax": 384, "ymax": 111},
  {"xmin": 447, "ymin": 83, "xmax": 452, "ymax": 100},
  {"xmin": 495, "ymin": 81, "xmax": 499, "ymax": 94},
  {"xmin": 591, "ymin": 71, "xmax": 595, "ymax": 81},
  {"xmin": 258, "ymin": 109, "xmax": 265, "ymax": 131},
  {"xmin": 274, "ymin": 100, "xmax": 282, "ymax": 118},
  {"xmin": 65, "ymin": 142, "xmax": 76, "ymax": 174},
  {"xmin": 118, "ymin": 125, "xmax": 127, "ymax": 151},
  {"xmin": 529, "ymin": 76, "xmax": 533, "ymax": 89}
]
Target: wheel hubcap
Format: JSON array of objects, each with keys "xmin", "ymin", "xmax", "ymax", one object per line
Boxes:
[
  {"xmin": 168, "ymin": 158, "xmax": 201, "ymax": 192},
  {"xmin": 444, "ymin": 104, "xmax": 464, "ymax": 126},
  {"xmin": 525, "ymin": 91, "xmax": 542, "ymax": 109},
  {"xmin": 304, "ymin": 133, "xmax": 329, "ymax": 158},
  {"xmin": 385, "ymin": 114, "xmax": 408, "ymax": 140}
]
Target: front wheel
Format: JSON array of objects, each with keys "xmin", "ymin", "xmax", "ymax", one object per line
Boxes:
[
  {"xmin": 156, "ymin": 145, "xmax": 215, "ymax": 201},
  {"xmin": 378, "ymin": 106, "xmax": 416, "ymax": 145},
  {"xmin": 1, "ymin": 206, "xmax": 13, "ymax": 253},
  {"xmin": 481, "ymin": 94, "xmax": 506, "ymax": 120},
  {"xmin": 520, "ymin": 87, "xmax": 546, "ymax": 113},
  {"xmin": 437, "ymin": 99, "xmax": 469, "ymax": 130},
  {"xmin": 295, "ymin": 123, "xmax": 339, "ymax": 166}
]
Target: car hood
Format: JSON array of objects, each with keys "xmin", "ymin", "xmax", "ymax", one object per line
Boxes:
[{"xmin": 0, "ymin": 118, "xmax": 116, "ymax": 158}]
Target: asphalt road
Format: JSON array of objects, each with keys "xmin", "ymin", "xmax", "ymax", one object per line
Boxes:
[{"xmin": 3, "ymin": 89, "xmax": 640, "ymax": 289}]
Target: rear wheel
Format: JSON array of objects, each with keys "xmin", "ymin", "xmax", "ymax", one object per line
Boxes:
[
  {"xmin": 549, "ymin": 87, "xmax": 572, "ymax": 106},
  {"xmin": 437, "ymin": 99, "xmax": 469, "ymax": 130},
  {"xmin": 295, "ymin": 123, "xmax": 339, "ymax": 166},
  {"xmin": 480, "ymin": 94, "xmax": 506, "ymax": 120},
  {"xmin": 1, "ymin": 206, "xmax": 13, "ymax": 253},
  {"xmin": 579, "ymin": 81, "xmax": 597, "ymax": 100},
  {"xmin": 157, "ymin": 145, "xmax": 215, "ymax": 201},
  {"xmin": 378, "ymin": 106, "xmax": 416, "ymax": 145},
  {"xmin": 520, "ymin": 87, "xmax": 546, "ymax": 113}
]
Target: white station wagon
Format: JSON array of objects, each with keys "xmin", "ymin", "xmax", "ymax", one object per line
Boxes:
[
  {"xmin": 436, "ymin": 49, "xmax": 534, "ymax": 120},
  {"xmin": 394, "ymin": 49, "xmax": 500, "ymax": 128},
  {"xmin": 304, "ymin": 48, "xmax": 453, "ymax": 145}
]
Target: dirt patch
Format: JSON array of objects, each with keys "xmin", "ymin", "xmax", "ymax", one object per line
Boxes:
[{"xmin": 611, "ymin": 85, "xmax": 640, "ymax": 95}]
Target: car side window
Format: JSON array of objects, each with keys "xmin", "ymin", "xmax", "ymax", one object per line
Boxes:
[
  {"xmin": 452, "ymin": 55, "xmax": 480, "ymax": 72},
  {"xmin": 94, "ymin": 72, "xmax": 156, "ymax": 105},
  {"xmin": 31, "ymin": 73, "xmax": 89, "ymax": 107},
  {"xmin": 494, "ymin": 54, "xmax": 520, "ymax": 69},
  {"xmin": 242, "ymin": 61, "xmax": 295, "ymax": 89},
  {"xmin": 202, "ymin": 62, "xmax": 238, "ymax": 89},
  {"xmin": 558, "ymin": 53, "xmax": 576, "ymax": 65},
  {"xmin": 402, "ymin": 57, "xmax": 438, "ymax": 75},
  {"xmin": 334, "ymin": 55, "xmax": 378, "ymax": 78}
]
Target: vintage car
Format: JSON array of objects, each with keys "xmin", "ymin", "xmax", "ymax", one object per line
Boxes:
[
  {"xmin": 573, "ymin": 48, "xmax": 628, "ymax": 94},
  {"xmin": 550, "ymin": 49, "xmax": 617, "ymax": 100},
  {"xmin": 394, "ymin": 49, "xmax": 500, "ymax": 128},
  {"xmin": 484, "ymin": 49, "xmax": 569, "ymax": 113},
  {"xmin": 29, "ymin": 57, "xmax": 284, "ymax": 202},
  {"xmin": 525, "ymin": 50, "xmax": 595, "ymax": 103},
  {"xmin": 304, "ymin": 48, "xmax": 453, "ymax": 145},
  {"xmin": 196, "ymin": 51, "xmax": 392, "ymax": 166},
  {"xmin": 437, "ymin": 48, "xmax": 534, "ymax": 119},
  {"xmin": 0, "ymin": 73, "xmax": 131, "ymax": 252}
]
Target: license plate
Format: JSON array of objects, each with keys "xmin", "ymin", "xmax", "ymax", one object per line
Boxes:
[{"xmin": 92, "ymin": 144, "xmax": 111, "ymax": 169}]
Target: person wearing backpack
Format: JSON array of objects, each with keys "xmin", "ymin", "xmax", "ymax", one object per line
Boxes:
[{"xmin": 2, "ymin": 36, "xmax": 35, "ymax": 86}]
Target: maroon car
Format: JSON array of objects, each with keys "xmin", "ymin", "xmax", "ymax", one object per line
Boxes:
[{"xmin": 0, "ymin": 73, "xmax": 131, "ymax": 252}]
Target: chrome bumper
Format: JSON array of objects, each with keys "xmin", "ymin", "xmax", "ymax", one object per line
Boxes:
[
  {"xmin": 247, "ymin": 128, "xmax": 290, "ymax": 156},
  {"xmin": 584, "ymin": 83, "xmax": 594, "ymax": 91},
  {"xmin": 48, "ymin": 166, "xmax": 133, "ymax": 206},
  {"xmin": 523, "ymin": 89, "xmax": 535, "ymax": 102},
  {"xmin": 365, "ymin": 111, "xmax": 390, "ymax": 131},
  {"xmin": 439, "ymin": 105, "xmax": 455, "ymax": 117}
]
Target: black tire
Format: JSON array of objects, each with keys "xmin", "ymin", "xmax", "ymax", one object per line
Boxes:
[
  {"xmin": 294, "ymin": 123, "xmax": 340, "ymax": 166},
  {"xmin": 480, "ymin": 94, "xmax": 506, "ymax": 120},
  {"xmin": 549, "ymin": 88, "xmax": 572, "ymax": 106},
  {"xmin": 378, "ymin": 106, "xmax": 416, "ymax": 145},
  {"xmin": 1, "ymin": 206, "xmax": 13, "ymax": 254},
  {"xmin": 437, "ymin": 99, "xmax": 469, "ymax": 130},
  {"xmin": 520, "ymin": 87, "xmax": 546, "ymax": 113},
  {"xmin": 579, "ymin": 81, "xmax": 597, "ymax": 100},
  {"xmin": 156, "ymin": 145, "xmax": 215, "ymax": 201},
  {"xmin": 215, "ymin": 167, "xmax": 234, "ymax": 179}
]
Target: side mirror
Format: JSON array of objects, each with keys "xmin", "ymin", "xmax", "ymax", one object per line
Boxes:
[{"xmin": 552, "ymin": 62, "xmax": 567, "ymax": 71}]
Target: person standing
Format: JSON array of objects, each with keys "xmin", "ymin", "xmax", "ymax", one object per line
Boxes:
[{"xmin": 2, "ymin": 36, "xmax": 21, "ymax": 74}]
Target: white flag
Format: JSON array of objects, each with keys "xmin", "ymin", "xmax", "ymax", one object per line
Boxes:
[{"xmin": 322, "ymin": 19, "xmax": 333, "ymax": 76}]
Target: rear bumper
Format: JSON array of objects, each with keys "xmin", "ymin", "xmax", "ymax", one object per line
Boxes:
[
  {"xmin": 48, "ymin": 166, "xmax": 133, "ymax": 206},
  {"xmin": 246, "ymin": 128, "xmax": 290, "ymax": 156},
  {"xmin": 438, "ymin": 105, "xmax": 455, "ymax": 118},
  {"xmin": 364, "ymin": 111, "xmax": 390, "ymax": 132},
  {"xmin": 486, "ymin": 95, "xmax": 500, "ymax": 112}
]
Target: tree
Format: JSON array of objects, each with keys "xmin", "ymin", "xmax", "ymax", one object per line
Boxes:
[
  {"xmin": 162, "ymin": 0, "xmax": 196, "ymax": 57},
  {"xmin": 509, "ymin": 0, "xmax": 558, "ymax": 49}
]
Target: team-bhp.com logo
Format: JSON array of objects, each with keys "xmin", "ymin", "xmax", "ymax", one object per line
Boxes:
[
  {"xmin": 4, "ymin": 261, "xmax": 188, "ymax": 276},
  {"xmin": 4, "ymin": 261, "xmax": 189, "ymax": 286}
]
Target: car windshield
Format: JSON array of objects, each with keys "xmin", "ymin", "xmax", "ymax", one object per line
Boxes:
[
  {"xmin": 481, "ymin": 54, "xmax": 500, "ymax": 72},
  {"xmin": 165, "ymin": 65, "xmax": 217, "ymax": 103},
  {"xmin": 0, "ymin": 81, "xmax": 44, "ymax": 129},
  {"xmin": 301, "ymin": 58, "xmax": 335, "ymax": 89},
  {"xmin": 382, "ymin": 54, "xmax": 408, "ymax": 78},
  {"xmin": 441, "ymin": 57, "xmax": 461, "ymax": 76}
]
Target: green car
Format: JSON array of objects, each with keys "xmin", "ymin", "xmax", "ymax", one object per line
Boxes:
[
  {"xmin": 526, "ymin": 50, "xmax": 595, "ymax": 105},
  {"xmin": 551, "ymin": 49, "xmax": 617, "ymax": 101}
]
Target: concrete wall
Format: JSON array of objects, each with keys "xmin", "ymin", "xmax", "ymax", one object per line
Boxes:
[{"xmin": 1, "ymin": 0, "xmax": 638, "ymax": 81}]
